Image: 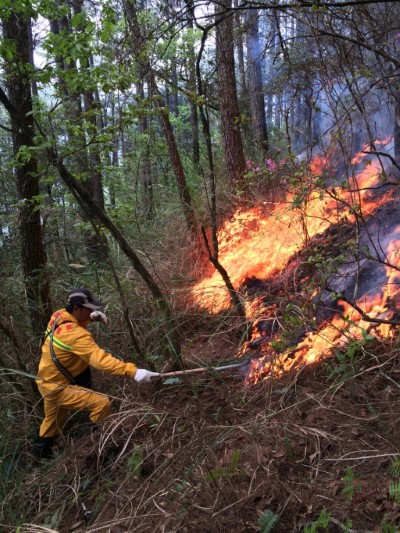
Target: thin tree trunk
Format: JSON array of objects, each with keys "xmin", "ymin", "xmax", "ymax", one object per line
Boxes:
[
  {"xmin": 394, "ymin": 99, "xmax": 400, "ymax": 166},
  {"xmin": 233, "ymin": 0, "xmax": 247, "ymax": 94},
  {"xmin": 70, "ymin": 0, "xmax": 108, "ymax": 263},
  {"xmin": 185, "ymin": 0, "xmax": 200, "ymax": 168},
  {"xmin": 137, "ymin": 76, "xmax": 154, "ymax": 218},
  {"xmin": 245, "ymin": 10, "xmax": 269, "ymax": 158},
  {"xmin": 195, "ymin": 24, "xmax": 247, "ymax": 323},
  {"xmin": 124, "ymin": 0, "xmax": 199, "ymax": 236}
]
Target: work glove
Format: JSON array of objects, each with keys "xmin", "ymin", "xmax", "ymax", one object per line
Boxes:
[
  {"xmin": 134, "ymin": 368, "xmax": 160, "ymax": 383},
  {"xmin": 90, "ymin": 311, "xmax": 108, "ymax": 325}
]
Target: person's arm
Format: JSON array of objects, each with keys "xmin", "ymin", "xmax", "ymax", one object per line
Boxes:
[{"xmin": 72, "ymin": 330, "xmax": 158, "ymax": 381}]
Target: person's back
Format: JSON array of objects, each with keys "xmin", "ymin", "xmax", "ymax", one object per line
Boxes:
[{"xmin": 38, "ymin": 308, "xmax": 92, "ymax": 387}]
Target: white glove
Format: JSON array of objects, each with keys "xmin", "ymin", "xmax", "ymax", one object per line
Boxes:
[
  {"xmin": 90, "ymin": 311, "xmax": 108, "ymax": 325},
  {"xmin": 134, "ymin": 368, "xmax": 160, "ymax": 383}
]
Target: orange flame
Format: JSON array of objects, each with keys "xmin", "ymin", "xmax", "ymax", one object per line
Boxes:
[{"xmin": 192, "ymin": 139, "xmax": 398, "ymax": 382}]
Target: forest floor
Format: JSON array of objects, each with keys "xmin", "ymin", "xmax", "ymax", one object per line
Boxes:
[
  {"xmin": 7, "ymin": 330, "xmax": 400, "ymax": 533},
  {"xmin": 3, "ymin": 201, "xmax": 400, "ymax": 532}
]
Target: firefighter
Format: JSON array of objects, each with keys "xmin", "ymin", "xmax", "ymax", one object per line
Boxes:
[{"xmin": 32, "ymin": 288, "xmax": 159, "ymax": 459}]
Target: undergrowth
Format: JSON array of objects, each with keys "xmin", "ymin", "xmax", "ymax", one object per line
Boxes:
[{"xmin": 1, "ymin": 334, "xmax": 399, "ymax": 532}]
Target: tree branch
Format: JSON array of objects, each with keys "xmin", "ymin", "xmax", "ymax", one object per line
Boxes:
[
  {"xmin": 362, "ymin": 150, "xmax": 400, "ymax": 173},
  {"xmin": 0, "ymin": 86, "xmax": 17, "ymax": 117},
  {"xmin": 328, "ymin": 290, "xmax": 400, "ymax": 326}
]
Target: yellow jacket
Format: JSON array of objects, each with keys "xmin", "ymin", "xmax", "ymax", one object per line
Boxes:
[{"xmin": 37, "ymin": 309, "xmax": 137, "ymax": 390}]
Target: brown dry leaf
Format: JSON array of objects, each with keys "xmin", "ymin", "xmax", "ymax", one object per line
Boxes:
[
  {"xmin": 68, "ymin": 263, "xmax": 87, "ymax": 269},
  {"xmin": 309, "ymin": 451, "xmax": 318, "ymax": 463},
  {"xmin": 272, "ymin": 450, "xmax": 286, "ymax": 458},
  {"xmin": 365, "ymin": 500, "xmax": 383, "ymax": 514},
  {"xmin": 326, "ymin": 480, "xmax": 341, "ymax": 496}
]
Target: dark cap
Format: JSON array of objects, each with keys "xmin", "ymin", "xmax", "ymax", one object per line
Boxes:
[{"xmin": 66, "ymin": 288, "xmax": 105, "ymax": 310}]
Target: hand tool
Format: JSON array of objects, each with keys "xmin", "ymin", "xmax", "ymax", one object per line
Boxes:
[{"xmin": 152, "ymin": 357, "xmax": 250, "ymax": 379}]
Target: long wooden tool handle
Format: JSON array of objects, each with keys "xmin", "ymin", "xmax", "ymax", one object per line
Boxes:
[
  {"xmin": 158, "ymin": 367, "xmax": 209, "ymax": 378},
  {"xmin": 157, "ymin": 360, "xmax": 249, "ymax": 378}
]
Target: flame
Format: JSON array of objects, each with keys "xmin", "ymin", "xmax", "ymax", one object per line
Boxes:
[
  {"xmin": 192, "ymin": 203, "xmax": 329, "ymax": 312},
  {"xmin": 310, "ymin": 155, "xmax": 328, "ymax": 175},
  {"xmin": 191, "ymin": 139, "xmax": 399, "ymax": 382}
]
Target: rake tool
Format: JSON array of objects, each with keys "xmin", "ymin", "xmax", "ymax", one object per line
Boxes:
[{"xmin": 153, "ymin": 357, "xmax": 251, "ymax": 379}]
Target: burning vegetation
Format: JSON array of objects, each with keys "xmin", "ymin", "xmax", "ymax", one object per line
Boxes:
[{"xmin": 193, "ymin": 138, "xmax": 400, "ymax": 385}]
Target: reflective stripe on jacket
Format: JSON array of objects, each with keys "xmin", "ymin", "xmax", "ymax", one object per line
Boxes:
[{"xmin": 37, "ymin": 309, "xmax": 137, "ymax": 390}]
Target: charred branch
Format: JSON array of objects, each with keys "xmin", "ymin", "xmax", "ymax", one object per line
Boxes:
[
  {"xmin": 201, "ymin": 226, "xmax": 248, "ymax": 324},
  {"xmin": 362, "ymin": 150, "xmax": 400, "ymax": 174},
  {"xmin": 327, "ymin": 290, "xmax": 400, "ymax": 326}
]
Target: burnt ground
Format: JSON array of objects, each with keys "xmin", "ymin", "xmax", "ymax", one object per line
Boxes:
[{"xmin": 5, "ymin": 333, "xmax": 400, "ymax": 533}]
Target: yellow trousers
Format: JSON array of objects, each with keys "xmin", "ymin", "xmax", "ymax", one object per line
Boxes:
[{"xmin": 37, "ymin": 383, "xmax": 111, "ymax": 438}]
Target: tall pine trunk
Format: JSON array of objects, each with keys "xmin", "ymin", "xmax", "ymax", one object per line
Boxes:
[
  {"xmin": 215, "ymin": 0, "xmax": 246, "ymax": 189},
  {"xmin": 2, "ymin": 12, "xmax": 52, "ymax": 334}
]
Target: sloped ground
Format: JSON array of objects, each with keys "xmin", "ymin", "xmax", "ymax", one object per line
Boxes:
[
  {"xmin": 4, "ymin": 335, "xmax": 400, "ymax": 532},
  {"xmin": 3, "ymin": 195, "xmax": 400, "ymax": 532}
]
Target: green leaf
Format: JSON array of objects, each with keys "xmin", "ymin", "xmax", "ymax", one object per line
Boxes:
[
  {"xmin": 390, "ymin": 456, "xmax": 400, "ymax": 478},
  {"xmin": 127, "ymin": 447, "xmax": 143, "ymax": 476},
  {"xmin": 259, "ymin": 509, "xmax": 279, "ymax": 532},
  {"xmin": 206, "ymin": 449, "xmax": 241, "ymax": 481}
]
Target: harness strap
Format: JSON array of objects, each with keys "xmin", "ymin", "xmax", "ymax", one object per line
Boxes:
[
  {"xmin": 49, "ymin": 319, "xmax": 77, "ymax": 385},
  {"xmin": 44, "ymin": 320, "xmax": 73, "ymax": 340}
]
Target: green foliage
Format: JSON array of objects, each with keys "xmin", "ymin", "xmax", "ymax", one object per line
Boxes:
[
  {"xmin": 303, "ymin": 508, "xmax": 331, "ymax": 532},
  {"xmin": 44, "ymin": 506, "xmax": 64, "ymax": 530},
  {"xmin": 269, "ymin": 301, "xmax": 313, "ymax": 353},
  {"xmin": 283, "ymin": 430, "xmax": 294, "ymax": 460},
  {"xmin": 258, "ymin": 509, "xmax": 279, "ymax": 532},
  {"xmin": 0, "ymin": 430, "xmax": 30, "ymax": 525},
  {"xmin": 127, "ymin": 446, "xmax": 143, "ymax": 476},
  {"xmin": 340, "ymin": 467, "xmax": 362, "ymax": 501},
  {"xmin": 381, "ymin": 523, "xmax": 398, "ymax": 533},
  {"xmin": 388, "ymin": 480, "xmax": 400, "ymax": 504},
  {"xmin": 390, "ymin": 456, "xmax": 400, "ymax": 478},
  {"xmin": 325, "ymin": 325, "xmax": 373, "ymax": 386},
  {"xmin": 205, "ymin": 449, "xmax": 241, "ymax": 482}
]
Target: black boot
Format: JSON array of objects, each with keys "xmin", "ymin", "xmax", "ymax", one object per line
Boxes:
[{"xmin": 31, "ymin": 434, "xmax": 55, "ymax": 460}]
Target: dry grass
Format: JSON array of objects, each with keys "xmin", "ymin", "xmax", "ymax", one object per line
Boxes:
[{"xmin": 4, "ymin": 336, "xmax": 399, "ymax": 532}]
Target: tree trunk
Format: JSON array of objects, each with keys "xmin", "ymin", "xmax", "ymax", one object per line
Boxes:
[
  {"xmin": 1, "ymin": 12, "xmax": 52, "ymax": 335},
  {"xmin": 185, "ymin": 0, "xmax": 200, "ymax": 168},
  {"xmin": 70, "ymin": 0, "xmax": 108, "ymax": 263},
  {"xmin": 137, "ymin": 76, "xmax": 154, "ymax": 218},
  {"xmin": 245, "ymin": 10, "xmax": 269, "ymax": 158},
  {"xmin": 215, "ymin": 0, "xmax": 246, "ymax": 189},
  {"xmin": 189, "ymin": 8, "xmax": 248, "ymax": 326},
  {"xmin": 47, "ymin": 0, "xmax": 108, "ymax": 264},
  {"xmin": 394, "ymin": 98, "xmax": 400, "ymax": 166},
  {"xmin": 233, "ymin": 0, "xmax": 247, "ymax": 95}
]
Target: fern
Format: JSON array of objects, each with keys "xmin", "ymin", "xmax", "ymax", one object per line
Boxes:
[
  {"xmin": 341, "ymin": 467, "xmax": 356, "ymax": 501},
  {"xmin": 388, "ymin": 480, "xmax": 400, "ymax": 504},
  {"xmin": 258, "ymin": 509, "xmax": 279, "ymax": 532},
  {"xmin": 390, "ymin": 456, "xmax": 400, "ymax": 478},
  {"xmin": 303, "ymin": 508, "xmax": 331, "ymax": 532},
  {"xmin": 206, "ymin": 449, "xmax": 241, "ymax": 481},
  {"xmin": 381, "ymin": 524, "xmax": 397, "ymax": 533}
]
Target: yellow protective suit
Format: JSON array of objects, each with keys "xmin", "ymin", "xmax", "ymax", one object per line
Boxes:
[{"xmin": 37, "ymin": 309, "xmax": 137, "ymax": 438}]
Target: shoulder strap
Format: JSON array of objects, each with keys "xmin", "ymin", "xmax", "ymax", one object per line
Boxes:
[
  {"xmin": 49, "ymin": 319, "xmax": 77, "ymax": 385},
  {"xmin": 44, "ymin": 320, "xmax": 73, "ymax": 341}
]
